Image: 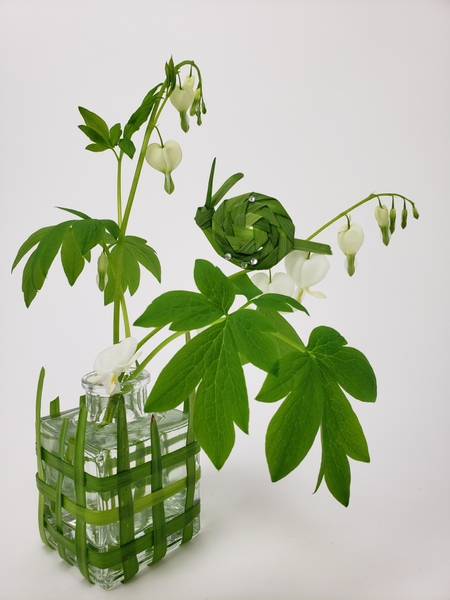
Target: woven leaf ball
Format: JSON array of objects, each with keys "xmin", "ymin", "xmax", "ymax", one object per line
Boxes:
[{"xmin": 195, "ymin": 191, "xmax": 295, "ymax": 270}]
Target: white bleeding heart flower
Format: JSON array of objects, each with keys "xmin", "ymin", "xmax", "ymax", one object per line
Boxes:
[
  {"xmin": 170, "ymin": 75, "xmax": 195, "ymax": 132},
  {"xmin": 337, "ymin": 222, "xmax": 364, "ymax": 277},
  {"xmin": 252, "ymin": 251, "xmax": 329, "ymax": 305},
  {"xmin": 88, "ymin": 337, "xmax": 141, "ymax": 395},
  {"xmin": 145, "ymin": 140, "xmax": 182, "ymax": 195},
  {"xmin": 251, "ymin": 272, "xmax": 295, "ymax": 296}
]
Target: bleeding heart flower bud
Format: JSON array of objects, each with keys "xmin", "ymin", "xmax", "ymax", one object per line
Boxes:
[
  {"xmin": 145, "ymin": 140, "xmax": 182, "ymax": 195},
  {"xmin": 337, "ymin": 222, "xmax": 364, "ymax": 277},
  {"xmin": 96, "ymin": 252, "xmax": 109, "ymax": 291},
  {"xmin": 374, "ymin": 204, "xmax": 390, "ymax": 246}
]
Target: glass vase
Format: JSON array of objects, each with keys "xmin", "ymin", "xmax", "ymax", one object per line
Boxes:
[{"xmin": 35, "ymin": 369, "xmax": 200, "ymax": 589}]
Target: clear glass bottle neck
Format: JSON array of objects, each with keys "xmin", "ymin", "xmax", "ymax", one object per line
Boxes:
[{"xmin": 81, "ymin": 370, "xmax": 150, "ymax": 423}]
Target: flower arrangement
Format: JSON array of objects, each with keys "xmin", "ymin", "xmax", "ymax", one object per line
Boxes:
[{"xmin": 12, "ymin": 57, "xmax": 419, "ymax": 587}]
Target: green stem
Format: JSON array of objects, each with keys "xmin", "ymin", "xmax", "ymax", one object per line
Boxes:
[
  {"xmin": 306, "ymin": 192, "xmax": 413, "ymax": 241},
  {"xmin": 131, "ymin": 330, "xmax": 185, "ymax": 378},
  {"xmin": 136, "ymin": 326, "xmax": 164, "ymax": 350},
  {"xmin": 120, "ymin": 295, "xmax": 131, "ymax": 338},
  {"xmin": 116, "ymin": 151, "xmax": 124, "ymax": 228},
  {"xmin": 271, "ymin": 331, "xmax": 307, "ymax": 352}
]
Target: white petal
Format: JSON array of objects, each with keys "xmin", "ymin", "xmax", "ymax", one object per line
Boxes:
[
  {"xmin": 251, "ymin": 272, "xmax": 270, "ymax": 293},
  {"xmin": 300, "ymin": 254, "xmax": 330, "ymax": 289},
  {"xmin": 268, "ymin": 272, "xmax": 295, "ymax": 296},
  {"xmin": 101, "ymin": 371, "xmax": 120, "ymax": 395},
  {"xmin": 338, "ymin": 223, "xmax": 364, "ymax": 256},
  {"xmin": 162, "ymin": 141, "xmax": 182, "ymax": 171},
  {"xmin": 284, "ymin": 251, "xmax": 307, "ymax": 285},
  {"xmin": 305, "ymin": 288, "xmax": 327, "ymax": 299},
  {"xmin": 145, "ymin": 143, "xmax": 166, "ymax": 173},
  {"xmin": 94, "ymin": 337, "xmax": 138, "ymax": 376}
]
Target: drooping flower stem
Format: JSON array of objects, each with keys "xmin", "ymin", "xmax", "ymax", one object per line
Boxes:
[
  {"xmin": 307, "ymin": 193, "xmax": 416, "ymax": 241},
  {"xmin": 131, "ymin": 330, "xmax": 185, "ymax": 378}
]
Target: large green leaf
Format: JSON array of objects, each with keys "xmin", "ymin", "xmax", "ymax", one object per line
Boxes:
[
  {"xmin": 78, "ymin": 107, "xmax": 110, "ymax": 143},
  {"xmin": 256, "ymin": 325, "xmax": 376, "ymax": 506},
  {"xmin": 71, "ymin": 219, "xmax": 104, "ymax": 255},
  {"xmin": 11, "ymin": 226, "xmax": 53, "ymax": 272}
]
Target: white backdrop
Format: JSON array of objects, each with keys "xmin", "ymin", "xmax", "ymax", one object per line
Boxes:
[{"xmin": 1, "ymin": 1, "xmax": 449, "ymax": 599}]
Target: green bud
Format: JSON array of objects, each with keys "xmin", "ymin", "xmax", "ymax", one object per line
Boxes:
[
  {"xmin": 412, "ymin": 205, "xmax": 420, "ymax": 219},
  {"xmin": 96, "ymin": 252, "xmax": 108, "ymax": 292},
  {"xmin": 374, "ymin": 204, "xmax": 390, "ymax": 246},
  {"xmin": 389, "ymin": 207, "xmax": 396, "ymax": 234},
  {"xmin": 401, "ymin": 207, "xmax": 408, "ymax": 229}
]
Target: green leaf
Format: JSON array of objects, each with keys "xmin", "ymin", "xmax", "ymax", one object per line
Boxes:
[
  {"xmin": 123, "ymin": 84, "xmax": 161, "ymax": 140},
  {"xmin": 146, "ymin": 323, "xmax": 224, "ymax": 412},
  {"xmin": 71, "ymin": 220, "xmax": 104, "ymax": 255},
  {"xmin": 230, "ymin": 272, "xmax": 262, "ymax": 300},
  {"xmin": 257, "ymin": 351, "xmax": 310, "ymax": 403},
  {"xmin": 194, "ymin": 259, "xmax": 235, "ymax": 313},
  {"xmin": 60, "ymin": 228, "xmax": 85, "ymax": 285},
  {"xmin": 193, "ymin": 323, "xmax": 248, "ymax": 469},
  {"xmin": 164, "ymin": 57, "xmax": 176, "ymax": 93},
  {"xmin": 257, "ymin": 308, "xmax": 305, "ymax": 358},
  {"xmin": 100, "ymin": 219, "xmax": 120, "ymax": 240},
  {"xmin": 307, "ymin": 326, "xmax": 377, "ymax": 402},
  {"xmin": 228, "ymin": 310, "xmax": 278, "ymax": 371},
  {"xmin": 109, "ymin": 123, "xmax": 122, "ymax": 146},
  {"xmin": 11, "ymin": 226, "xmax": 53, "ymax": 271},
  {"xmin": 253, "ymin": 293, "xmax": 309, "ymax": 314},
  {"xmin": 85, "ymin": 143, "xmax": 109, "ymax": 153},
  {"xmin": 134, "ymin": 291, "xmax": 223, "ymax": 331},
  {"xmin": 56, "ymin": 206, "xmax": 91, "ymax": 219},
  {"xmin": 320, "ymin": 427, "xmax": 351, "ymax": 507},
  {"xmin": 33, "ymin": 221, "xmax": 71, "ymax": 284},
  {"xmin": 78, "ymin": 107, "xmax": 110, "ymax": 143},
  {"xmin": 78, "ymin": 125, "xmax": 109, "ymax": 146},
  {"xmin": 21, "ymin": 247, "xmax": 43, "ymax": 306},
  {"xmin": 124, "ymin": 236, "xmax": 161, "ymax": 282},
  {"xmin": 321, "ymin": 372, "xmax": 370, "ymax": 463},
  {"xmin": 265, "ymin": 357, "xmax": 324, "ymax": 481},
  {"xmin": 118, "ymin": 138, "xmax": 136, "ymax": 159},
  {"xmin": 122, "ymin": 246, "xmax": 141, "ymax": 296}
]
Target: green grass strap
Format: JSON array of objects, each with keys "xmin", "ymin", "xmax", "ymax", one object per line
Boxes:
[
  {"xmin": 40, "ymin": 500, "xmax": 201, "ymax": 570},
  {"xmin": 55, "ymin": 418, "xmax": 70, "ymax": 562},
  {"xmin": 40, "ymin": 440, "xmax": 201, "ymax": 493},
  {"xmin": 150, "ymin": 415, "xmax": 167, "ymax": 563},
  {"xmin": 73, "ymin": 403, "xmax": 91, "ymax": 584},
  {"xmin": 116, "ymin": 396, "xmax": 139, "ymax": 582},
  {"xmin": 182, "ymin": 392, "xmax": 196, "ymax": 544},
  {"xmin": 88, "ymin": 501, "xmax": 201, "ymax": 569},
  {"xmin": 36, "ymin": 468, "xmax": 201, "ymax": 526},
  {"xmin": 35, "ymin": 367, "xmax": 53, "ymax": 549}
]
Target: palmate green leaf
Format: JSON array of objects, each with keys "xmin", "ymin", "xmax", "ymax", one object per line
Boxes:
[
  {"xmin": 194, "ymin": 259, "xmax": 235, "ymax": 313},
  {"xmin": 85, "ymin": 143, "xmax": 109, "ymax": 153},
  {"xmin": 265, "ymin": 357, "xmax": 325, "ymax": 481},
  {"xmin": 134, "ymin": 291, "xmax": 223, "ymax": 331},
  {"xmin": 146, "ymin": 319, "xmax": 250, "ymax": 470},
  {"xmin": 60, "ymin": 228, "xmax": 85, "ymax": 285},
  {"xmin": 78, "ymin": 125, "xmax": 109, "ymax": 146},
  {"xmin": 21, "ymin": 247, "xmax": 44, "ymax": 306},
  {"xmin": 109, "ymin": 123, "xmax": 122, "ymax": 146},
  {"xmin": 56, "ymin": 206, "xmax": 92, "ymax": 220},
  {"xmin": 257, "ymin": 325, "xmax": 375, "ymax": 506},
  {"xmin": 32, "ymin": 221, "xmax": 71, "ymax": 284},
  {"xmin": 307, "ymin": 326, "xmax": 377, "ymax": 402}
]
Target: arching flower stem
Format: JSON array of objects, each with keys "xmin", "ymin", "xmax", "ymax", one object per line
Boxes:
[{"xmin": 307, "ymin": 193, "xmax": 417, "ymax": 241}]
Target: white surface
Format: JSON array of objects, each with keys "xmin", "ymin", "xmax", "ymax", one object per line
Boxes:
[{"xmin": 1, "ymin": 1, "xmax": 449, "ymax": 599}]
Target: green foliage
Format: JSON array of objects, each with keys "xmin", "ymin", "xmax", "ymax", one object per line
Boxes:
[{"xmin": 257, "ymin": 325, "xmax": 376, "ymax": 506}]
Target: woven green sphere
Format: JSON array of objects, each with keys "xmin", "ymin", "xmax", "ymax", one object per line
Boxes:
[{"xmin": 196, "ymin": 191, "xmax": 295, "ymax": 270}]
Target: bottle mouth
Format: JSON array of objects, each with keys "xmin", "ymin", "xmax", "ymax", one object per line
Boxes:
[{"xmin": 81, "ymin": 369, "xmax": 150, "ymax": 394}]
